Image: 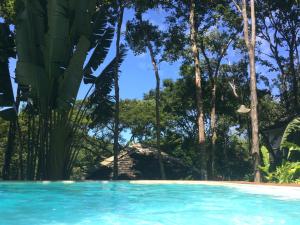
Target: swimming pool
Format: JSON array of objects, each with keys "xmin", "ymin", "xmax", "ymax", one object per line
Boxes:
[{"xmin": 0, "ymin": 181, "xmax": 299, "ymax": 225}]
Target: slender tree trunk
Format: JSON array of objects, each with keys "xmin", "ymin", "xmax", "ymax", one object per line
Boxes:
[
  {"xmin": 113, "ymin": 3, "xmax": 124, "ymax": 180},
  {"xmin": 223, "ymin": 135, "xmax": 229, "ymax": 180},
  {"xmin": 147, "ymin": 43, "xmax": 166, "ymax": 180},
  {"xmin": 241, "ymin": 0, "xmax": 261, "ymax": 182},
  {"xmin": 249, "ymin": 47, "xmax": 260, "ymax": 182},
  {"xmin": 210, "ymin": 81, "xmax": 217, "ymax": 179},
  {"xmin": 26, "ymin": 113, "xmax": 33, "ymax": 180},
  {"xmin": 289, "ymin": 39, "xmax": 299, "ymax": 112},
  {"xmin": 189, "ymin": 0, "xmax": 207, "ymax": 180}
]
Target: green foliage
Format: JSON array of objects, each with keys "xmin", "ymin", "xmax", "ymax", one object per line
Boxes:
[
  {"xmin": 1, "ymin": 0, "xmax": 300, "ymax": 182},
  {"xmin": 87, "ymin": 46, "xmax": 127, "ymax": 127},
  {"xmin": 126, "ymin": 18, "xmax": 164, "ymax": 56},
  {"xmin": 117, "ymin": 75, "xmax": 253, "ymax": 180},
  {"xmin": 15, "ymin": 1, "xmax": 117, "ymax": 112},
  {"xmin": 0, "ymin": 0, "xmax": 16, "ymax": 23},
  {"xmin": 120, "ymin": 99, "xmax": 156, "ymax": 141},
  {"xmin": 267, "ymin": 162, "xmax": 300, "ymax": 184},
  {"xmin": 10, "ymin": 1, "xmax": 119, "ymax": 180},
  {"xmin": 260, "ymin": 146, "xmax": 270, "ymax": 175},
  {"xmin": 281, "ymin": 117, "xmax": 300, "ymax": 159},
  {"xmin": 257, "ymin": 0, "xmax": 300, "ymax": 114}
]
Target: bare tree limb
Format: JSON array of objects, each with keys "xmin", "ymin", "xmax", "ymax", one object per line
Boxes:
[
  {"xmin": 229, "ymin": 81, "xmax": 239, "ymax": 98},
  {"xmin": 232, "ymin": 0, "xmax": 242, "ymax": 13}
]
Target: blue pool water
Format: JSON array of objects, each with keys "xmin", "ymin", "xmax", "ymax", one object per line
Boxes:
[{"xmin": 0, "ymin": 182, "xmax": 300, "ymax": 225}]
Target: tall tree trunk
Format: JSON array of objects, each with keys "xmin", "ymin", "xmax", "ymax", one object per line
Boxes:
[
  {"xmin": 26, "ymin": 113, "xmax": 34, "ymax": 180},
  {"xmin": 189, "ymin": 0, "xmax": 207, "ymax": 180},
  {"xmin": 147, "ymin": 43, "xmax": 166, "ymax": 180},
  {"xmin": 210, "ymin": 81, "xmax": 217, "ymax": 179},
  {"xmin": 241, "ymin": 0, "xmax": 261, "ymax": 182},
  {"xmin": 289, "ymin": 38, "xmax": 299, "ymax": 112},
  {"xmin": 249, "ymin": 48, "xmax": 260, "ymax": 183},
  {"xmin": 113, "ymin": 2, "xmax": 124, "ymax": 180}
]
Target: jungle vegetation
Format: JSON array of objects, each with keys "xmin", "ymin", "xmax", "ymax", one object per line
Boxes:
[{"xmin": 0, "ymin": 0, "xmax": 299, "ymax": 183}]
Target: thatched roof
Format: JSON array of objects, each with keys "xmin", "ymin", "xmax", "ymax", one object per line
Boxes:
[{"xmin": 86, "ymin": 144, "xmax": 201, "ymax": 180}]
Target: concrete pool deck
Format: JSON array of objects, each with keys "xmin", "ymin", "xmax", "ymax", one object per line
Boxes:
[{"xmin": 130, "ymin": 180, "xmax": 300, "ymax": 200}]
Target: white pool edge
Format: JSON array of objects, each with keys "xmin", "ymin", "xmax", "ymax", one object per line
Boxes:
[{"xmin": 129, "ymin": 180, "xmax": 300, "ymax": 200}]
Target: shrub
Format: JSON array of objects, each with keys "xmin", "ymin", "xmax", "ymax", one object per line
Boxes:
[{"xmin": 267, "ymin": 162, "xmax": 300, "ymax": 184}]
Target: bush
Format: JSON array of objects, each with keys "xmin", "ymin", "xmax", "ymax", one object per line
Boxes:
[{"xmin": 267, "ymin": 162, "xmax": 300, "ymax": 184}]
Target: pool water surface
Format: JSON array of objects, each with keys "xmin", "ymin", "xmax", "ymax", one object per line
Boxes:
[{"xmin": 0, "ymin": 181, "xmax": 299, "ymax": 225}]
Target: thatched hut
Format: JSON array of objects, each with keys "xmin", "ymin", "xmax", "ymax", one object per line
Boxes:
[{"xmin": 86, "ymin": 144, "xmax": 201, "ymax": 180}]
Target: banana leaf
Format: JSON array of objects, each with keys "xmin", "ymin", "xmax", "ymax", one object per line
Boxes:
[
  {"xmin": 45, "ymin": 0, "xmax": 70, "ymax": 81},
  {"xmin": 90, "ymin": 6, "xmax": 109, "ymax": 46},
  {"xmin": 15, "ymin": 0, "xmax": 46, "ymax": 100},
  {"xmin": 281, "ymin": 117, "xmax": 300, "ymax": 159},
  {"xmin": 88, "ymin": 46, "xmax": 126, "ymax": 127},
  {"xmin": 83, "ymin": 27, "xmax": 114, "ymax": 80},
  {"xmin": 56, "ymin": 36, "xmax": 91, "ymax": 110}
]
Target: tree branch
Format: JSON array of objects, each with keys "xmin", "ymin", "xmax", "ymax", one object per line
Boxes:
[{"xmin": 232, "ymin": 0, "xmax": 242, "ymax": 13}]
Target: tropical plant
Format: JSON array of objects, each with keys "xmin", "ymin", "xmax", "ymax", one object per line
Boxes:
[
  {"xmin": 260, "ymin": 146, "xmax": 270, "ymax": 174},
  {"xmin": 267, "ymin": 162, "xmax": 300, "ymax": 184},
  {"xmin": 15, "ymin": 1, "xmax": 117, "ymax": 180},
  {"xmin": 280, "ymin": 117, "xmax": 300, "ymax": 160},
  {"xmin": 0, "ymin": 21, "xmax": 19, "ymax": 179}
]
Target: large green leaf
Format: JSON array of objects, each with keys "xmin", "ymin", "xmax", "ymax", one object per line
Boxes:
[
  {"xmin": 16, "ymin": 61, "xmax": 46, "ymax": 92},
  {"xmin": 45, "ymin": 0, "xmax": 70, "ymax": 81},
  {"xmin": 56, "ymin": 36, "xmax": 90, "ymax": 110},
  {"xmin": 281, "ymin": 117, "xmax": 300, "ymax": 158},
  {"xmin": 90, "ymin": 6, "xmax": 109, "ymax": 46},
  {"xmin": 69, "ymin": 0, "xmax": 96, "ymax": 43},
  {"xmin": 15, "ymin": 0, "xmax": 46, "ymax": 99}
]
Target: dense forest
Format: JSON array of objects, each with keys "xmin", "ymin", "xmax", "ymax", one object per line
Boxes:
[{"xmin": 0, "ymin": 0, "xmax": 299, "ymax": 183}]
